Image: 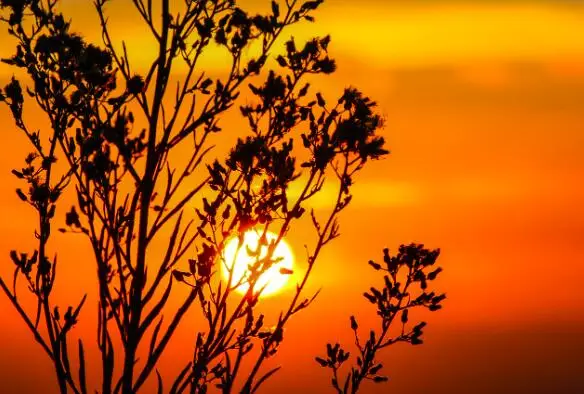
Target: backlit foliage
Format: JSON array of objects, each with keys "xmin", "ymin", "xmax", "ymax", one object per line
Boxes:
[{"xmin": 0, "ymin": 0, "xmax": 441, "ymax": 393}]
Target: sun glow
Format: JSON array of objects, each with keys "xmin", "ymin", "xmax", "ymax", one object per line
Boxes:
[{"xmin": 221, "ymin": 230, "xmax": 294, "ymax": 297}]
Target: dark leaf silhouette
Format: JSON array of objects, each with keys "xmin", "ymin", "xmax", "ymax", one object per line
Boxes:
[
  {"xmin": 316, "ymin": 245, "xmax": 444, "ymax": 393},
  {"xmin": 0, "ymin": 0, "xmax": 442, "ymax": 393}
]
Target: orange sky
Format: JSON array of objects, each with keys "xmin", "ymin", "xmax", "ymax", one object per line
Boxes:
[{"xmin": 1, "ymin": 1, "xmax": 584, "ymax": 393}]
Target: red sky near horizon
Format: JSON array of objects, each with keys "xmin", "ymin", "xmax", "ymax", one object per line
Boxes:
[{"xmin": 0, "ymin": 1, "xmax": 583, "ymax": 393}]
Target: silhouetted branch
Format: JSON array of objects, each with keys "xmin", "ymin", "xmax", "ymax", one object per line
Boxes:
[
  {"xmin": 0, "ymin": 1, "xmax": 424, "ymax": 393},
  {"xmin": 315, "ymin": 245, "xmax": 445, "ymax": 393}
]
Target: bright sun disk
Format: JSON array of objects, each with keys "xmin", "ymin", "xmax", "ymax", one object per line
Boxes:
[{"xmin": 221, "ymin": 230, "xmax": 294, "ymax": 297}]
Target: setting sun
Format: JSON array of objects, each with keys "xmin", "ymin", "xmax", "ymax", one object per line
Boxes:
[{"xmin": 221, "ymin": 230, "xmax": 294, "ymax": 297}]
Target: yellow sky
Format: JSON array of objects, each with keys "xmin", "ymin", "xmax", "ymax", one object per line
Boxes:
[
  {"xmin": 312, "ymin": 2, "xmax": 584, "ymax": 67},
  {"xmin": 3, "ymin": 2, "xmax": 583, "ymax": 74}
]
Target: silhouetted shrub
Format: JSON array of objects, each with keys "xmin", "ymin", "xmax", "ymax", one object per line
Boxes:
[{"xmin": 0, "ymin": 0, "xmax": 442, "ymax": 393}]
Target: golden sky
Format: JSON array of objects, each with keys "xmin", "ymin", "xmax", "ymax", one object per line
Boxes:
[{"xmin": 1, "ymin": 1, "xmax": 583, "ymax": 393}]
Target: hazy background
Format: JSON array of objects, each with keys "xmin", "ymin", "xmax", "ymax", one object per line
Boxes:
[{"xmin": 1, "ymin": 0, "xmax": 583, "ymax": 393}]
